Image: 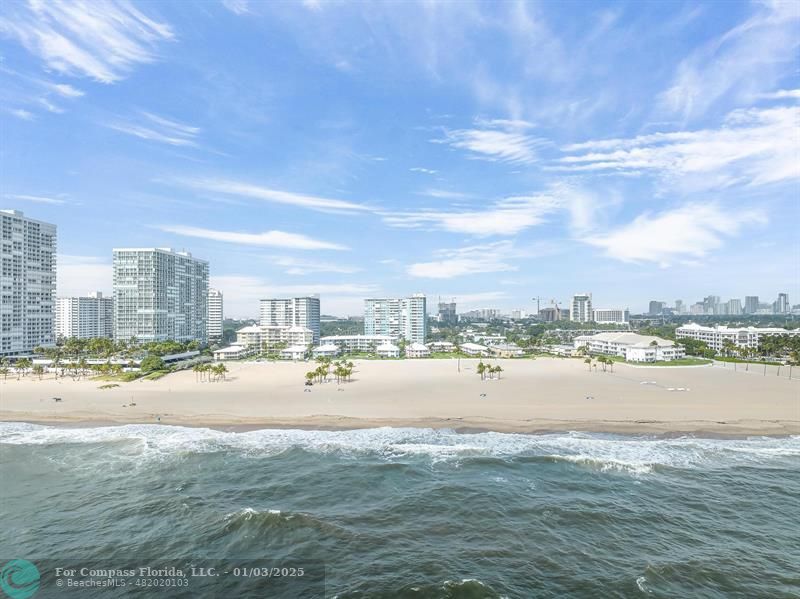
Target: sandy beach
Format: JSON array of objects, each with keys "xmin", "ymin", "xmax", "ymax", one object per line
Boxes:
[{"xmin": 1, "ymin": 357, "xmax": 798, "ymax": 435}]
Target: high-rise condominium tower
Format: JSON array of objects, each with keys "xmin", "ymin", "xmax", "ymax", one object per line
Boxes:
[
  {"xmin": 364, "ymin": 294, "xmax": 427, "ymax": 343},
  {"xmin": 55, "ymin": 291, "xmax": 114, "ymax": 340},
  {"xmin": 113, "ymin": 248, "xmax": 209, "ymax": 343},
  {"xmin": 259, "ymin": 296, "xmax": 321, "ymax": 343},
  {"xmin": 0, "ymin": 210, "xmax": 56, "ymax": 356},
  {"xmin": 208, "ymin": 288, "xmax": 223, "ymax": 341},
  {"xmin": 571, "ymin": 293, "xmax": 593, "ymax": 323}
]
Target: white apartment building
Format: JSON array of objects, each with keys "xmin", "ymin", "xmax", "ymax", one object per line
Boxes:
[
  {"xmin": 208, "ymin": 288, "xmax": 223, "ymax": 341},
  {"xmin": 364, "ymin": 294, "xmax": 427, "ymax": 343},
  {"xmin": 675, "ymin": 323, "xmax": 800, "ymax": 351},
  {"xmin": 260, "ymin": 296, "xmax": 320, "ymax": 343},
  {"xmin": 320, "ymin": 334, "xmax": 396, "ymax": 354},
  {"xmin": 55, "ymin": 291, "xmax": 114, "ymax": 339},
  {"xmin": 571, "ymin": 293, "xmax": 593, "ymax": 323},
  {"xmin": 113, "ymin": 248, "xmax": 208, "ymax": 343},
  {"xmin": 235, "ymin": 324, "xmax": 313, "ymax": 349},
  {"xmin": 574, "ymin": 332, "xmax": 685, "ymax": 362},
  {"xmin": 0, "ymin": 210, "xmax": 56, "ymax": 356},
  {"xmin": 592, "ymin": 308, "xmax": 629, "ymax": 324}
]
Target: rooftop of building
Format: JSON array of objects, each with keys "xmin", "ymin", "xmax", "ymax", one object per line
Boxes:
[{"xmin": 576, "ymin": 332, "xmax": 676, "ymax": 347}]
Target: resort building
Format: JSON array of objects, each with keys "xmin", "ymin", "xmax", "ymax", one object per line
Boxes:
[
  {"xmin": 376, "ymin": 342, "xmax": 400, "ymax": 358},
  {"xmin": 427, "ymin": 341, "xmax": 456, "ymax": 352},
  {"xmin": 213, "ymin": 345, "xmax": 254, "ymax": 361},
  {"xmin": 488, "ymin": 343, "xmax": 525, "ymax": 358},
  {"xmin": 320, "ymin": 334, "xmax": 396, "ymax": 354},
  {"xmin": 574, "ymin": 332, "xmax": 685, "ymax": 362},
  {"xmin": 364, "ymin": 294, "xmax": 427, "ymax": 343},
  {"xmin": 571, "ymin": 293, "xmax": 593, "ymax": 323},
  {"xmin": 675, "ymin": 323, "xmax": 800, "ymax": 351},
  {"xmin": 405, "ymin": 342, "xmax": 430, "ymax": 358},
  {"xmin": 460, "ymin": 342, "xmax": 489, "ymax": 356},
  {"xmin": 312, "ymin": 344, "xmax": 340, "ymax": 359},
  {"xmin": 207, "ymin": 288, "xmax": 223, "ymax": 341},
  {"xmin": 0, "ymin": 210, "xmax": 57, "ymax": 357},
  {"xmin": 112, "ymin": 248, "xmax": 208, "ymax": 344},
  {"xmin": 260, "ymin": 296, "xmax": 320, "ymax": 343},
  {"xmin": 55, "ymin": 291, "xmax": 114, "ymax": 340},
  {"xmin": 592, "ymin": 308, "xmax": 629, "ymax": 324},
  {"xmin": 280, "ymin": 345, "xmax": 308, "ymax": 360},
  {"xmin": 235, "ymin": 324, "xmax": 313, "ymax": 349}
]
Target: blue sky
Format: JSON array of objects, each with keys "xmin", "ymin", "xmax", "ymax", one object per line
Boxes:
[{"xmin": 1, "ymin": 0, "xmax": 798, "ymax": 317}]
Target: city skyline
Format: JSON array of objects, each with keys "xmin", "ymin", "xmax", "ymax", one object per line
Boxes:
[{"xmin": 1, "ymin": 1, "xmax": 798, "ymax": 317}]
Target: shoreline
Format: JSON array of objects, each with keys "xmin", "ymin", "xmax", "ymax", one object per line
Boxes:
[{"xmin": 2, "ymin": 357, "xmax": 797, "ymax": 438}]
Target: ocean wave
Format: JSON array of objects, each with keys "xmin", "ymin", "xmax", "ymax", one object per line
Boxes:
[{"xmin": 1, "ymin": 422, "xmax": 798, "ymax": 474}]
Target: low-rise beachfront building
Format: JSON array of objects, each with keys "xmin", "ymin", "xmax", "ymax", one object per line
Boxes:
[
  {"xmin": 574, "ymin": 332, "xmax": 685, "ymax": 363},
  {"xmin": 376, "ymin": 343, "xmax": 400, "ymax": 358},
  {"xmin": 280, "ymin": 345, "xmax": 308, "ymax": 360},
  {"xmin": 320, "ymin": 334, "xmax": 397, "ymax": 354},
  {"xmin": 460, "ymin": 342, "xmax": 489, "ymax": 356},
  {"xmin": 235, "ymin": 325, "xmax": 313, "ymax": 349},
  {"xmin": 405, "ymin": 342, "xmax": 430, "ymax": 358},
  {"xmin": 469, "ymin": 333, "xmax": 507, "ymax": 345},
  {"xmin": 675, "ymin": 323, "xmax": 800, "ymax": 351},
  {"xmin": 213, "ymin": 345, "xmax": 253, "ymax": 361},
  {"xmin": 312, "ymin": 344, "xmax": 340, "ymax": 359},
  {"xmin": 427, "ymin": 341, "xmax": 456, "ymax": 352},
  {"xmin": 488, "ymin": 343, "xmax": 525, "ymax": 358}
]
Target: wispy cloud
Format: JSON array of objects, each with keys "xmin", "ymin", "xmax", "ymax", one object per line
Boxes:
[
  {"xmin": 50, "ymin": 83, "xmax": 84, "ymax": 98},
  {"xmin": 410, "ymin": 167, "xmax": 437, "ymax": 174},
  {"xmin": 9, "ymin": 108, "xmax": 35, "ymax": 120},
  {"xmin": 171, "ymin": 178, "xmax": 371, "ymax": 213},
  {"xmin": 157, "ymin": 225, "xmax": 348, "ymax": 251},
  {"xmin": 407, "ymin": 241, "xmax": 519, "ymax": 279},
  {"xmin": 658, "ymin": 1, "xmax": 800, "ymax": 120},
  {"xmin": 0, "ymin": 0, "xmax": 174, "ymax": 83},
  {"xmin": 417, "ymin": 188, "xmax": 472, "ymax": 200},
  {"xmin": 222, "ymin": 0, "xmax": 251, "ymax": 15},
  {"xmin": 384, "ymin": 188, "xmax": 566, "ymax": 236},
  {"xmin": 270, "ymin": 256, "xmax": 362, "ymax": 275},
  {"xmin": 4, "ymin": 194, "xmax": 67, "ymax": 205},
  {"xmin": 557, "ymin": 104, "xmax": 800, "ymax": 189},
  {"xmin": 433, "ymin": 120, "xmax": 547, "ymax": 165},
  {"xmin": 106, "ymin": 111, "xmax": 200, "ymax": 146},
  {"xmin": 584, "ymin": 203, "xmax": 766, "ymax": 266}
]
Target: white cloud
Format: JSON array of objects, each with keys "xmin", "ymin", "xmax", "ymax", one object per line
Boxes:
[
  {"xmin": 9, "ymin": 108, "xmax": 34, "ymax": 120},
  {"xmin": 57, "ymin": 255, "xmax": 112, "ymax": 296},
  {"xmin": 410, "ymin": 167, "xmax": 438, "ymax": 174},
  {"xmin": 0, "ymin": 0, "xmax": 174, "ymax": 83},
  {"xmin": 107, "ymin": 111, "xmax": 200, "ymax": 146},
  {"xmin": 384, "ymin": 190, "xmax": 563, "ymax": 236},
  {"xmin": 759, "ymin": 89, "xmax": 800, "ymax": 100},
  {"xmin": 433, "ymin": 122, "xmax": 546, "ymax": 165},
  {"xmin": 222, "ymin": 0, "xmax": 250, "ymax": 15},
  {"xmin": 658, "ymin": 1, "xmax": 800, "ymax": 120},
  {"xmin": 584, "ymin": 203, "xmax": 766, "ymax": 266},
  {"xmin": 270, "ymin": 256, "xmax": 362, "ymax": 275},
  {"xmin": 407, "ymin": 240, "xmax": 556, "ymax": 279},
  {"xmin": 558, "ymin": 105, "xmax": 800, "ymax": 189},
  {"xmin": 50, "ymin": 83, "xmax": 84, "ymax": 98},
  {"xmin": 157, "ymin": 225, "xmax": 348, "ymax": 251},
  {"xmin": 4, "ymin": 194, "xmax": 66, "ymax": 205},
  {"xmin": 171, "ymin": 177, "xmax": 371, "ymax": 213},
  {"xmin": 417, "ymin": 188, "xmax": 471, "ymax": 200}
]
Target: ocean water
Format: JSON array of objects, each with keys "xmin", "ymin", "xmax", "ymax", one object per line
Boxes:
[{"xmin": 1, "ymin": 423, "xmax": 799, "ymax": 598}]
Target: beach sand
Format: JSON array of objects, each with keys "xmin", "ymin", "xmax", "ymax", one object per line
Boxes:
[{"xmin": 1, "ymin": 358, "xmax": 798, "ymax": 435}]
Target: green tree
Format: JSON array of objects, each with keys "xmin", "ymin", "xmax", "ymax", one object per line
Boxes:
[{"xmin": 140, "ymin": 355, "xmax": 165, "ymax": 373}]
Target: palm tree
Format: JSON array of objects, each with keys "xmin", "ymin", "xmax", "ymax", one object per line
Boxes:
[
  {"xmin": 494, "ymin": 365, "xmax": 503, "ymax": 380},
  {"xmin": 0, "ymin": 367, "xmax": 7, "ymax": 380},
  {"xmin": 15, "ymin": 358, "xmax": 32, "ymax": 379},
  {"xmin": 584, "ymin": 357, "xmax": 592, "ymax": 372},
  {"xmin": 477, "ymin": 361, "xmax": 486, "ymax": 381},
  {"xmin": 32, "ymin": 364, "xmax": 45, "ymax": 380},
  {"xmin": 305, "ymin": 371, "xmax": 315, "ymax": 386},
  {"xmin": 649, "ymin": 340, "xmax": 659, "ymax": 363}
]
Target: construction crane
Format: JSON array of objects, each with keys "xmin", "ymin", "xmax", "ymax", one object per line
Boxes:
[{"xmin": 531, "ymin": 296, "xmax": 543, "ymax": 315}]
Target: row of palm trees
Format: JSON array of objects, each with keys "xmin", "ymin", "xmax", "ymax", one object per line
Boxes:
[
  {"xmin": 476, "ymin": 361, "xmax": 503, "ymax": 380},
  {"xmin": 584, "ymin": 355, "xmax": 615, "ymax": 372},
  {"xmin": 0, "ymin": 357, "xmax": 125, "ymax": 381},
  {"xmin": 192, "ymin": 363, "xmax": 228, "ymax": 382},
  {"xmin": 305, "ymin": 358, "xmax": 355, "ymax": 385}
]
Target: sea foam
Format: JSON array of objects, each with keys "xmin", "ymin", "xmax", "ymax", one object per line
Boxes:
[{"xmin": 1, "ymin": 422, "xmax": 798, "ymax": 475}]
